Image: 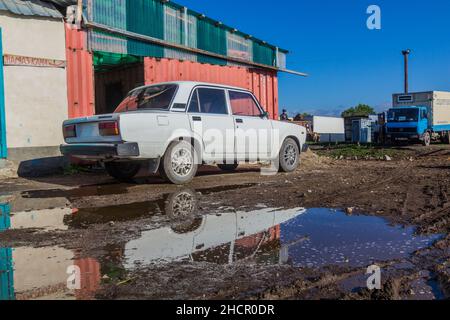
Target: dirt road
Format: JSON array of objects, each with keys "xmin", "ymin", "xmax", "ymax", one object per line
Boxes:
[{"xmin": 0, "ymin": 145, "xmax": 449, "ymax": 300}]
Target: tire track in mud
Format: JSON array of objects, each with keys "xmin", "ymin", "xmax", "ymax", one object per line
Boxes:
[{"xmin": 306, "ymin": 160, "xmax": 415, "ymax": 208}]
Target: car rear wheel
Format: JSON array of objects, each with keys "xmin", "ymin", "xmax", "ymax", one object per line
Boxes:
[
  {"xmin": 279, "ymin": 138, "xmax": 300, "ymax": 173},
  {"xmin": 105, "ymin": 161, "xmax": 141, "ymax": 182},
  {"xmin": 217, "ymin": 163, "xmax": 239, "ymax": 172},
  {"xmin": 160, "ymin": 140, "xmax": 198, "ymax": 185}
]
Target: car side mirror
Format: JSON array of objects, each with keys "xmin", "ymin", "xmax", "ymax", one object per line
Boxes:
[{"xmin": 261, "ymin": 111, "xmax": 270, "ymax": 119}]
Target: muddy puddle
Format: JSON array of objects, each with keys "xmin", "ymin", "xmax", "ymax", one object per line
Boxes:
[
  {"xmin": 0, "ymin": 246, "xmax": 100, "ymax": 300},
  {"xmin": 124, "ymin": 208, "xmax": 442, "ymax": 268},
  {"xmin": 0, "ymin": 187, "xmax": 443, "ymax": 300}
]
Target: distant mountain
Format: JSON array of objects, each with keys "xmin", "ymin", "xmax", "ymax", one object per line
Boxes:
[{"xmin": 290, "ymin": 102, "xmax": 391, "ymax": 118}]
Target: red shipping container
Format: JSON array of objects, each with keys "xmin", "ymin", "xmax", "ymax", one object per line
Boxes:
[
  {"xmin": 65, "ymin": 25, "xmax": 279, "ymax": 120},
  {"xmin": 65, "ymin": 24, "xmax": 95, "ymax": 119},
  {"xmin": 144, "ymin": 58, "xmax": 279, "ymax": 120}
]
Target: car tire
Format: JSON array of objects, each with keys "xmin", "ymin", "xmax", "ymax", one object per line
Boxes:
[
  {"xmin": 423, "ymin": 131, "xmax": 431, "ymax": 146},
  {"xmin": 444, "ymin": 131, "xmax": 450, "ymax": 144},
  {"xmin": 165, "ymin": 189, "xmax": 202, "ymax": 234},
  {"xmin": 105, "ymin": 161, "xmax": 141, "ymax": 182},
  {"xmin": 217, "ymin": 163, "xmax": 239, "ymax": 172},
  {"xmin": 279, "ymin": 138, "xmax": 300, "ymax": 173},
  {"xmin": 159, "ymin": 140, "xmax": 198, "ymax": 185}
]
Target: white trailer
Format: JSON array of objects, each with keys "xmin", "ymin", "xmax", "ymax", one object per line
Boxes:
[{"xmin": 313, "ymin": 116, "xmax": 345, "ymax": 143}]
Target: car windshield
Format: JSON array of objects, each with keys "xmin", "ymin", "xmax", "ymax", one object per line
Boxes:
[
  {"xmin": 114, "ymin": 85, "xmax": 178, "ymax": 113},
  {"xmin": 387, "ymin": 108, "xmax": 419, "ymax": 122}
]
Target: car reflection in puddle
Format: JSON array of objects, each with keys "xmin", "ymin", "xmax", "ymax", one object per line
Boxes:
[
  {"xmin": 124, "ymin": 204, "xmax": 442, "ymax": 269},
  {"xmin": 122, "ymin": 195, "xmax": 442, "ymax": 269}
]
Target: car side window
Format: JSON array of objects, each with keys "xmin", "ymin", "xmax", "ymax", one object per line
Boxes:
[
  {"xmin": 188, "ymin": 89, "xmax": 200, "ymax": 113},
  {"xmin": 197, "ymin": 88, "xmax": 228, "ymax": 115},
  {"xmin": 229, "ymin": 91, "xmax": 262, "ymax": 117}
]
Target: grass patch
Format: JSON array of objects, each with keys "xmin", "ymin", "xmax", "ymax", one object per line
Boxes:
[{"xmin": 314, "ymin": 144, "xmax": 404, "ymax": 160}]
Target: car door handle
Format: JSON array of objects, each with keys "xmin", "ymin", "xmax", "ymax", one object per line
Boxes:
[
  {"xmin": 192, "ymin": 116, "xmax": 202, "ymax": 122},
  {"xmin": 236, "ymin": 119, "xmax": 244, "ymax": 124}
]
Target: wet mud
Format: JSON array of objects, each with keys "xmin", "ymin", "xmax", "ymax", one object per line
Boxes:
[{"xmin": 0, "ymin": 145, "xmax": 449, "ymax": 300}]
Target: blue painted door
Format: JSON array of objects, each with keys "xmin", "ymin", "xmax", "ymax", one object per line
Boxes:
[
  {"xmin": 0, "ymin": 204, "xmax": 14, "ymax": 300},
  {"xmin": 352, "ymin": 120, "xmax": 361, "ymax": 142},
  {"xmin": 0, "ymin": 28, "xmax": 7, "ymax": 158}
]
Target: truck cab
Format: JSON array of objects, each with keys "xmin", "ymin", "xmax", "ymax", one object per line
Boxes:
[{"xmin": 386, "ymin": 106, "xmax": 430, "ymax": 145}]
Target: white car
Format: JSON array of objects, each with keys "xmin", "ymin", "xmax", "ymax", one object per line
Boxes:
[{"xmin": 61, "ymin": 81, "xmax": 307, "ymax": 184}]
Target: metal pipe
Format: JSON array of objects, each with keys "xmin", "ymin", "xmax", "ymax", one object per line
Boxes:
[
  {"xmin": 183, "ymin": 7, "xmax": 189, "ymax": 47},
  {"xmin": 83, "ymin": 20, "xmax": 308, "ymax": 77},
  {"xmin": 402, "ymin": 49, "xmax": 411, "ymax": 93},
  {"xmin": 76, "ymin": 0, "xmax": 83, "ymax": 28}
]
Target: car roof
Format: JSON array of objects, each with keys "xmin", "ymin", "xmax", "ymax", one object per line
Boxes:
[{"xmin": 132, "ymin": 81, "xmax": 249, "ymax": 93}]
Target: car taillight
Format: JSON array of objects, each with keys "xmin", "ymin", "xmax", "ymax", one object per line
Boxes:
[
  {"xmin": 63, "ymin": 125, "xmax": 76, "ymax": 139},
  {"xmin": 99, "ymin": 121, "xmax": 120, "ymax": 136}
]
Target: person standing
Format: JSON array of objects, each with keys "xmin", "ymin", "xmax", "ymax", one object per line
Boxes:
[{"xmin": 280, "ymin": 109, "xmax": 289, "ymax": 121}]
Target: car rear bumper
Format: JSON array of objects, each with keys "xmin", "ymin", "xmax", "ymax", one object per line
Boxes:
[{"xmin": 60, "ymin": 143, "xmax": 140, "ymax": 159}]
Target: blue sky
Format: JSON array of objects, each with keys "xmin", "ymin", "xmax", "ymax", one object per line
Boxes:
[{"xmin": 179, "ymin": 0, "xmax": 450, "ymax": 116}]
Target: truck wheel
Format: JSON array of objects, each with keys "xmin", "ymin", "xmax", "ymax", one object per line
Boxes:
[
  {"xmin": 444, "ymin": 132, "xmax": 450, "ymax": 144},
  {"xmin": 160, "ymin": 140, "xmax": 198, "ymax": 185},
  {"xmin": 423, "ymin": 132, "xmax": 431, "ymax": 146},
  {"xmin": 105, "ymin": 161, "xmax": 141, "ymax": 182},
  {"xmin": 279, "ymin": 138, "xmax": 300, "ymax": 173},
  {"xmin": 217, "ymin": 163, "xmax": 239, "ymax": 172}
]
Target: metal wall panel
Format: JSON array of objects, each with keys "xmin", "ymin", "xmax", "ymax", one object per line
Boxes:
[
  {"xmin": 197, "ymin": 18, "xmax": 227, "ymax": 66},
  {"xmin": 143, "ymin": 57, "xmax": 278, "ymax": 119},
  {"xmin": 227, "ymin": 31, "xmax": 252, "ymax": 62},
  {"xmin": 253, "ymin": 41, "xmax": 276, "ymax": 67},
  {"xmin": 126, "ymin": 0, "xmax": 164, "ymax": 58},
  {"xmin": 85, "ymin": 0, "xmax": 127, "ymax": 54},
  {"xmin": 277, "ymin": 51, "xmax": 287, "ymax": 69},
  {"xmin": 85, "ymin": 0, "xmax": 287, "ymax": 69},
  {"xmin": 89, "ymin": 30, "xmax": 128, "ymax": 54},
  {"xmin": 65, "ymin": 24, "xmax": 95, "ymax": 118},
  {"xmin": 164, "ymin": 5, "xmax": 197, "ymax": 61}
]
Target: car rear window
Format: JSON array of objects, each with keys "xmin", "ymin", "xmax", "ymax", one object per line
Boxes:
[{"xmin": 114, "ymin": 85, "xmax": 178, "ymax": 113}]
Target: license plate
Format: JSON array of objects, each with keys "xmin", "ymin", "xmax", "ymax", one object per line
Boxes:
[{"xmin": 396, "ymin": 138, "xmax": 408, "ymax": 141}]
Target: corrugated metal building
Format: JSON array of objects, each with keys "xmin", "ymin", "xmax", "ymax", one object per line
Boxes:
[
  {"xmin": 1, "ymin": 0, "xmax": 303, "ymax": 163},
  {"xmin": 66, "ymin": 0, "xmax": 300, "ymax": 120},
  {"xmin": 0, "ymin": 0, "xmax": 68, "ymax": 161}
]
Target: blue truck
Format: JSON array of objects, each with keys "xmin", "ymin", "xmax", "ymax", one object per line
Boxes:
[{"xmin": 386, "ymin": 91, "xmax": 450, "ymax": 146}]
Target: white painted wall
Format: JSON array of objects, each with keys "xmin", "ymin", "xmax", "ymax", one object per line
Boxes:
[{"xmin": 0, "ymin": 12, "xmax": 68, "ymax": 149}]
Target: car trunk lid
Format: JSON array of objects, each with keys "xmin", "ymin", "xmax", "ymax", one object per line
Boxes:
[{"xmin": 63, "ymin": 114, "xmax": 122, "ymax": 144}]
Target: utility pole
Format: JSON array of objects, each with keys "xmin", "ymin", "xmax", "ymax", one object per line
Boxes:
[{"xmin": 402, "ymin": 49, "xmax": 411, "ymax": 93}]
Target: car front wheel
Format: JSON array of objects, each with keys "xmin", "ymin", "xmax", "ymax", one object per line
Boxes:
[
  {"xmin": 279, "ymin": 138, "xmax": 300, "ymax": 173},
  {"xmin": 160, "ymin": 140, "xmax": 198, "ymax": 185}
]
